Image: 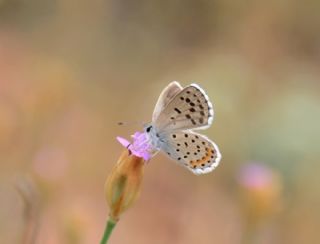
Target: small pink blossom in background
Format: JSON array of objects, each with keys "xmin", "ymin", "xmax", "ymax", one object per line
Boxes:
[
  {"xmin": 237, "ymin": 162, "xmax": 283, "ymax": 228},
  {"xmin": 237, "ymin": 163, "xmax": 276, "ymax": 190}
]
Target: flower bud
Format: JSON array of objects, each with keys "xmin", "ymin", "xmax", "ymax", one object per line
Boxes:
[{"xmin": 105, "ymin": 150, "xmax": 145, "ymax": 221}]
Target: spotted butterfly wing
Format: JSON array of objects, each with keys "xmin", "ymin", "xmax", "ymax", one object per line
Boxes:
[
  {"xmin": 150, "ymin": 81, "xmax": 221, "ymax": 174},
  {"xmin": 153, "ymin": 84, "xmax": 214, "ymax": 133},
  {"xmin": 159, "ymin": 131, "xmax": 221, "ymax": 175},
  {"xmin": 152, "ymin": 81, "xmax": 183, "ymax": 122}
]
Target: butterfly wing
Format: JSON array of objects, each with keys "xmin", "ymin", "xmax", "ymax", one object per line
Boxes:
[
  {"xmin": 153, "ymin": 84, "xmax": 214, "ymax": 133},
  {"xmin": 159, "ymin": 131, "xmax": 221, "ymax": 175},
  {"xmin": 152, "ymin": 81, "xmax": 183, "ymax": 122}
]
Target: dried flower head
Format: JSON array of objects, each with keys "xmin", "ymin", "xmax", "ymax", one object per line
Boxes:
[
  {"xmin": 101, "ymin": 131, "xmax": 154, "ymax": 243},
  {"xmin": 105, "ymin": 149, "xmax": 145, "ymax": 221}
]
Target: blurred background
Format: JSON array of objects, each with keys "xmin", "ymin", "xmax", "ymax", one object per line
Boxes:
[{"xmin": 0, "ymin": 0, "xmax": 320, "ymax": 243}]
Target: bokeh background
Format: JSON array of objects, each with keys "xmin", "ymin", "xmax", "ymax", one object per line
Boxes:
[{"xmin": 1, "ymin": 0, "xmax": 320, "ymax": 243}]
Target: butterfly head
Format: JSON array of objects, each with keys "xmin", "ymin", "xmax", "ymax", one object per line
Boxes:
[{"xmin": 143, "ymin": 124, "xmax": 162, "ymax": 150}]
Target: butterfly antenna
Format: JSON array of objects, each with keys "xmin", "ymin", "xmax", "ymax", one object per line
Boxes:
[{"xmin": 117, "ymin": 121, "xmax": 146, "ymax": 127}]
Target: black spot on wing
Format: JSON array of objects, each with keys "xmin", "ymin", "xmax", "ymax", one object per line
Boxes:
[{"xmin": 174, "ymin": 108, "xmax": 181, "ymax": 114}]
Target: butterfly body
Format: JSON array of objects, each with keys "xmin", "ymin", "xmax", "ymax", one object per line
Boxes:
[
  {"xmin": 143, "ymin": 125, "xmax": 162, "ymax": 150},
  {"xmin": 144, "ymin": 81, "xmax": 221, "ymax": 175}
]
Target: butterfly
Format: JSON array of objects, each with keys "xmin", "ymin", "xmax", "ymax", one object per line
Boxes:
[{"xmin": 144, "ymin": 81, "xmax": 221, "ymax": 175}]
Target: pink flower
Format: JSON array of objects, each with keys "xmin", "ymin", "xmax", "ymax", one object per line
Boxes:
[
  {"xmin": 117, "ymin": 131, "xmax": 156, "ymax": 161},
  {"xmin": 237, "ymin": 162, "xmax": 283, "ymax": 225},
  {"xmin": 237, "ymin": 163, "xmax": 275, "ymax": 190}
]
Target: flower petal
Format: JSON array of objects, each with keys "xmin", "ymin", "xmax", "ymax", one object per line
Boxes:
[{"xmin": 116, "ymin": 137, "xmax": 131, "ymax": 148}]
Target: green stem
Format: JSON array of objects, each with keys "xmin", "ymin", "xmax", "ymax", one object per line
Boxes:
[{"xmin": 100, "ymin": 218, "xmax": 117, "ymax": 244}]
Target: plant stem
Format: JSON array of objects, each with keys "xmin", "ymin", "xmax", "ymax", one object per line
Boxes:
[{"xmin": 100, "ymin": 218, "xmax": 116, "ymax": 244}]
